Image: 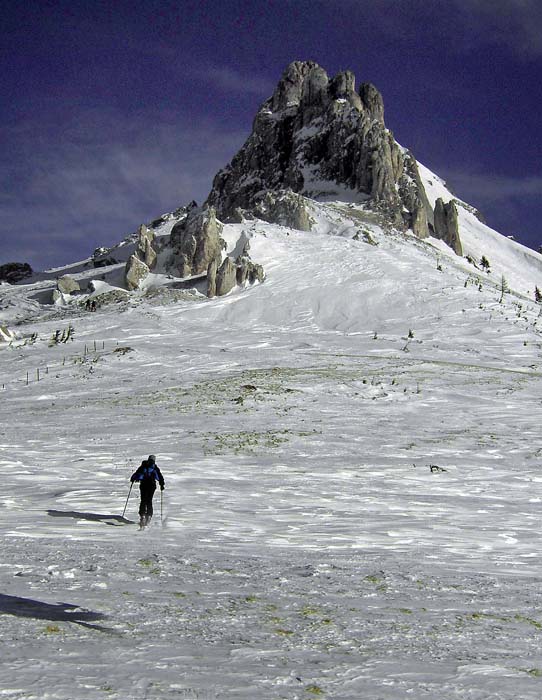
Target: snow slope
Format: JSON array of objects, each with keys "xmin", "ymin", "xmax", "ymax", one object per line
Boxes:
[
  {"xmin": 418, "ymin": 160, "xmax": 542, "ymax": 297},
  {"xmin": 2, "ymin": 205, "xmax": 542, "ymax": 699}
]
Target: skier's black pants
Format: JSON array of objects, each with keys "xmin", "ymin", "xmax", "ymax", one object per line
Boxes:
[{"xmin": 139, "ymin": 482, "xmax": 156, "ymax": 518}]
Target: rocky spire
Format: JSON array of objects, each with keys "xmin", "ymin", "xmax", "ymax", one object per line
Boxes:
[
  {"xmin": 434, "ymin": 199, "xmax": 462, "ymax": 255},
  {"xmin": 206, "ymin": 60, "xmax": 436, "ymax": 244}
]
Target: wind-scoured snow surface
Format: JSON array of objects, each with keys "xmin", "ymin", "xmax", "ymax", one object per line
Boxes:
[{"xmin": 2, "ymin": 205, "xmax": 542, "ymax": 699}]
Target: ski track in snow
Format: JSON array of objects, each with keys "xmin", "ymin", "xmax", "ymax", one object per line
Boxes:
[{"xmin": 1, "ymin": 220, "xmax": 542, "ymax": 698}]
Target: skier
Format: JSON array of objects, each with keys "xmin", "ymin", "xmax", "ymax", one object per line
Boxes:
[{"xmin": 130, "ymin": 455, "xmax": 165, "ymax": 528}]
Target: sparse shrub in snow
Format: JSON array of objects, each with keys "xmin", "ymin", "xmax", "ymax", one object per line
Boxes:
[
  {"xmin": 50, "ymin": 325, "xmax": 75, "ymax": 345},
  {"xmin": 480, "ymin": 255, "xmax": 491, "ymax": 273},
  {"xmin": 535, "ymin": 286, "xmax": 542, "ymax": 303}
]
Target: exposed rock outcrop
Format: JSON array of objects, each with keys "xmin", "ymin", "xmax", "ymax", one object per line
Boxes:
[
  {"xmin": 248, "ymin": 262, "xmax": 265, "ymax": 284},
  {"xmin": 150, "ymin": 201, "xmax": 198, "ymax": 230},
  {"xmin": 125, "ymin": 254, "xmax": 150, "ymax": 291},
  {"xmin": 50, "ymin": 274, "xmax": 80, "ymax": 304},
  {"xmin": 215, "ymin": 257, "xmax": 237, "ymax": 297},
  {"xmin": 51, "ymin": 289, "xmax": 65, "ymax": 305},
  {"xmin": 0, "ymin": 262, "xmax": 33, "ymax": 284},
  {"xmin": 135, "ymin": 224, "xmax": 157, "ymax": 270},
  {"xmin": 57, "ymin": 275, "xmax": 80, "ymax": 295},
  {"xmin": 92, "ymin": 247, "xmax": 118, "ymax": 268},
  {"xmin": 433, "ymin": 199, "xmax": 463, "ymax": 255},
  {"xmin": 167, "ymin": 207, "xmax": 226, "ymax": 278},
  {"xmin": 206, "ymin": 60, "xmax": 432, "ymax": 237},
  {"xmin": 206, "ymin": 246, "xmax": 265, "ymax": 298},
  {"xmin": 206, "ymin": 257, "xmax": 219, "ymax": 297},
  {"xmin": 122, "ymin": 224, "xmax": 158, "ymax": 288},
  {"xmin": 253, "ymin": 190, "xmax": 313, "ymax": 231}
]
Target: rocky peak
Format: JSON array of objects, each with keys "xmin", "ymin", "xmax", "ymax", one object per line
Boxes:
[
  {"xmin": 359, "ymin": 82, "xmax": 384, "ymax": 124},
  {"xmin": 329, "ymin": 70, "xmax": 356, "ymax": 98},
  {"xmin": 206, "ymin": 60, "xmax": 444, "ymax": 247},
  {"xmin": 270, "ymin": 60, "xmax": 322, "ymax": 112}
]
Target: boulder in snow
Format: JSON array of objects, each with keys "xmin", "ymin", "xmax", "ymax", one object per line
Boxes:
[
  {"xmin": 125, "ymin": 254, "xmax": 150, "ymax": 290},
  {"xmin": 215, "ymin": 257, "xmax": 237, "ymax": 296},
  {"xmin": 57, "ymin": 275, "xmax": 80, "ymax": 295}
]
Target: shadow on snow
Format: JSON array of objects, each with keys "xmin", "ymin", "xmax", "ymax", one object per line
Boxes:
[
  {"xmin": 0, "ymin": 593, "xmax": 115, "ymax": 633},
  {"xmin": 47, "ymin": 509, "xmax": 134, "ymax": 526}
]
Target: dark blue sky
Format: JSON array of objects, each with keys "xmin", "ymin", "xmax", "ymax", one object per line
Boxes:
[{"xmin": 3, "ymin": 0, "xmax": 542, "ymax": 269}]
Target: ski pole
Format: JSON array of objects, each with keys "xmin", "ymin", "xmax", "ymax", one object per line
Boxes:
[
  {"xmin": 122, "ymin": 482, "xmax": 133, "ymax": 518},
  {"xmin": 160, "ymin": 488, "xmax": 163, "ymax": 525}
]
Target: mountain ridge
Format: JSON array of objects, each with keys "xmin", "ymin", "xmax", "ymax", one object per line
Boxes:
[{"xmin": 2, "ymin": 60, "xmax": 542, "ymax": 318}]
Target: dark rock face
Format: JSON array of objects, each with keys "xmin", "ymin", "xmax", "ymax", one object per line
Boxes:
[
  {"xmin": 92, "ymin": 247, "xmax": 118, "ymax": 268},
  {"xmin": 0, "ymin": 262, "xmax": 33, "ymax": 284},
  {"xmin": 150, "ymin": 201, "xmax": 198, "ymax": 230},
  {"xmin": 433, "ymin": 199, "xmax": 463, "ymax": 255},
  {"xmin": 206, "ymin": 60, "xmax": 432, "ymax": 237}
]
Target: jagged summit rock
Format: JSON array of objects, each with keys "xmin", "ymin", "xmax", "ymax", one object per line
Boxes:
[
  {"xmin": 206, "ymin": 60, "xmax": 459, "ymax": 252},
  {"xmin": 207, "ymin": 61, "xmax": 424, "ymax": 232}
]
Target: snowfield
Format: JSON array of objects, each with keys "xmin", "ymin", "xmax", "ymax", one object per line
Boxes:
[{"xmin": 2, "ymin": 205, "xmax": 542, "ymax": 699}]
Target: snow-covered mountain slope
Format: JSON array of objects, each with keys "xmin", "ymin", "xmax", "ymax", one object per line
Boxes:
[
  {"xmin": 418, "ymin": 161, "xmax": 542, "ymax": 296},
  {"xmin": 2, "ymin": 202, "xmax": 542, "ymax": 699}
]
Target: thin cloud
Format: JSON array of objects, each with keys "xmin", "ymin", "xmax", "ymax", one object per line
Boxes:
[
  {"xmin": 445, "ymin": 171, "xmax": 542, "ymax": 202},
  {"xmin": 194, "ymin": 66, "xmax": 273, "ymax": 97},
  {"xmin": 452, "ymin": 0, "xmax": 542, "ymax": 57},
  {"xmin": 325, "ymin": 0, "xmax": 542, "ymax": 58},
  {"xmin": 0, "ymin": 107, "xmax": 247, "ymax": 270},
  {"xmin": 437, "ymin": 168, "xmax": 542, "ymax": 245}
]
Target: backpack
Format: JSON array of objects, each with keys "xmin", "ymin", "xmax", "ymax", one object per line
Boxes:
[{"xmin": 140, "ymin": 462, "xmax": 157, "ymax": 482}]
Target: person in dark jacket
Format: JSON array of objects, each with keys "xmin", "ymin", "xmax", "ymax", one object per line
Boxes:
[{"xmin": 130, "ymin": 455, "xmax": 165, "ymax": 528}]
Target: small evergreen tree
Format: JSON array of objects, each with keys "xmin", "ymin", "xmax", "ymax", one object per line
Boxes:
[
  {"xmin": 480, "ymin": 255, "xmax": 491, "ymax": 273},
  {"xmin": 499, "ymin": 275, "xmax": 509, "ymax": 303},
  {"xmin": 535, "ymin": 286, "xmax": 542, "ymax": 304}
]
